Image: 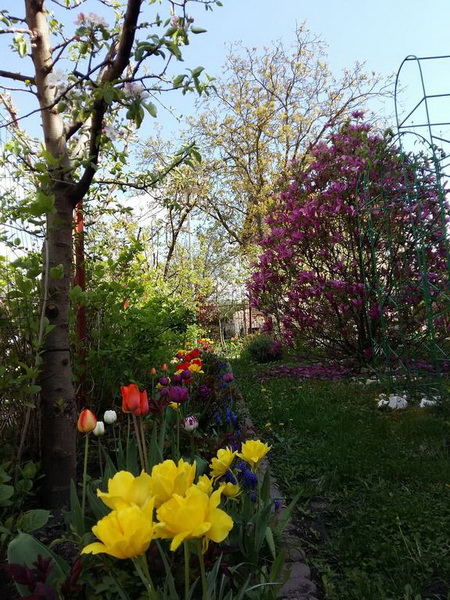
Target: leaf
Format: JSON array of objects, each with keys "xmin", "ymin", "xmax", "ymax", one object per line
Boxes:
[
  {"xmin": 17, "ymin": 509, "xmax": 50, "ymax": 533},
  {"xmin": 190, "ymin": 27, "xmax": 207, "ymax": 34},
  {"xmin": 0, "ymin": 484, "xmax": 14, "ymax": 506},
  {"xmin": 144, "ymin": 101, "xmax": 157, "ymax": 118},
  {"xmin": 50, "ymin": 264, "xmax": 64, "ymax": 280}
]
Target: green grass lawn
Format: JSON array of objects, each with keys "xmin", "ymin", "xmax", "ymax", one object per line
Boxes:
[{"xmin": 231, "ymin": 357, "xmax": 450, "ymax": 600}]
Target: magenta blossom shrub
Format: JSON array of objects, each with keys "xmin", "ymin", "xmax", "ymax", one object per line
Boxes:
[{"xmin": 249, "ymin": 116, "xmax": 449, "ymax": 360}]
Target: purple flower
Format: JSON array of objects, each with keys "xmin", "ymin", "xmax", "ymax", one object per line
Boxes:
[
  {"xmin": 223, "ymin": 373, "xmax": 234, "ymax": 383},
  {"xmin": 181, "ymin": 369, "xmax": 192, "ymax": 380},
  {"xmin": 169, "ymin": 386, "xmax": 189, "ymax": 404},
  {"xmin": 181, "ymin": 415, "xmax": 199, "ymax": 432},
  {"xmin": 198, "ymin": 384, "xmax": 211, "ymax": 398}
]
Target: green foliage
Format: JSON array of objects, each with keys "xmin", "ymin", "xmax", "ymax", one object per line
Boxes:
[
  {"xmin": 243, "ymin": 335, "xmax": 284, "ymax": 363},
  {"xmin": 79, "ymin": 278, "xmax": 197, "ymax": 408},
  {"xmin": 232, "ymin": 356, "xmax": 450, "ymax": 600},
  {"xmin": 0, "ymin": 461, "xmax": 46, "ymax": 558}
]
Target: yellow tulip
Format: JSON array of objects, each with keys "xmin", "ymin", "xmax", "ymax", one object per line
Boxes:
[
  {"xmin": 220, "ymin": 482, "xmax": 242, "ymax": 498},
  {"xmin": 237, "ymin": 439, "xmax": 271, "ymax": 468},
  {"xmin": 82, "ymin": 503, "xmax": 156, "ymax": 559},
  {"xmin": 97, "ymin": 470, "xmax": 154, "ymax": 515},
  {"xmin": 155, "ymin": 487, "xmax": 233, "ymax": 551},
  {"xmin": 195, "ymin": 474, "xmax": 214, "ymax": 495},
  {"xmin": 209, "ymin": 447, "xmax": 236, "ymax": 479},
  {"xmin": 149, "ymin": 458, "xmax": 196, "ymax": 507}
]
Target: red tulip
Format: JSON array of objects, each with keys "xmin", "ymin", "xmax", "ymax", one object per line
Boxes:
[
  {"xmin": 134, "ymin": 390, "xmax": 149, "ymax": 417},
  {"xmin": 77, "ymin": 409, "xmax": 97, "ymax": 433},
  {"xmin": 121, "ymin": 384, "xmax": 141, "ymax": 413}
]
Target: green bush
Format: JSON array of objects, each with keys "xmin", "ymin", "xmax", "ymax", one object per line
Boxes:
[{"xmin": 244, "ymin": 334, "xmax": 283, "ymax": 363}]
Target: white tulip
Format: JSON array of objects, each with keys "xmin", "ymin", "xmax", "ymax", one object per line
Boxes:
[
  {"xmin": 93, "ymin": 421, "xmax": 105, "ymax": 436},
  {"xmin": 104, "ymin": 410, "xmax": 117, "ymax": 424}
]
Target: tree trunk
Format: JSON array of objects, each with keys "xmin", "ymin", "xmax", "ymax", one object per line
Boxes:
[{"xmin": 38, "ymin": 188, "xmax": 77, "ymax": 508}]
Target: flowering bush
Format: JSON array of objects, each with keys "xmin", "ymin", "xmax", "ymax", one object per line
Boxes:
[{"xmin": 249, "ymin": 115, "xmax": 449, "ymax": 361}]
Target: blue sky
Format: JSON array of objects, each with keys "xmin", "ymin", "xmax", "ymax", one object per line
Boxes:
[
  {"xmin": 166, "ymin": 0, "xmax": 450, "ymax": 158},
  {"xmin": 3, "ymin": 0, "xmax": 450, "ymax": 150}
]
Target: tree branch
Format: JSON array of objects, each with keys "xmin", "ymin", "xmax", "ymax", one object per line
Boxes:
[{"xmin": 0, "ymin": 69, "xmax": 35, "ymax": 84}]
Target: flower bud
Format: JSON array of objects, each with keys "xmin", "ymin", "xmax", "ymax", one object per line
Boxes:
[
  {"xmin": 103, "ymin": 410, "xmax": 117, "ymax": 424},
  {"xmin": 133, "ymin": 390, "xmax": 149, "ymax": 417},
  {"xmin": 121, "ymin": 384, "xmax": 140, "ymax": 413},
  {"xmin": 150, "ymin": 367, "xmax": 157, "ymax": 376},
  {"xmin": 181, "ymin": 415, "xmax": 199, "ymax": 432},
  {"xmin": 161, "ymin": 363, "xmax": 168, "ymax": 371},
  {"xmin": 93, "ymin": 421, "xmax": 105, "ymax": 436},
  {"xmin": 169, "ymin": 386, "xmax": 189, "ymax": 405},
  {"xmin": 77, "ymin": 409, "xmax": 97, "ymax": 433}
]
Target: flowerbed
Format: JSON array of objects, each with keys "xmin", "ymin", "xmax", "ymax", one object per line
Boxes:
[{"xmin": 5, "ymin": 341, "xmax": 294, "ymax": 600}]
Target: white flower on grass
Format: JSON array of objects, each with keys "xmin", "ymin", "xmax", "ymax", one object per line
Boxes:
[
  {"xmin": 377, "ymin": 393, "xmax": 408, "ymax": 410},
  {"xmin": 419, "ymin": 397, "xmax": 439, "ymax": 408}
]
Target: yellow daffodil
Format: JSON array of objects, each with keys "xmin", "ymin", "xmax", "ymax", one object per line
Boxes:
[
  {"xmin": 82, "ymin": 503, "xmax": 156, "ymax": 559},
  {"xmin": 195, "ymin": 474, "xmax": 214, "ymax": 495},
  {"xmin": 97, "ymin": 470, "xmax": 153, "ymax": 515},
  {"xmin": 149, "ymin": 458, "xmax": 196, "ymax": 507},
  {"xmin": 155, "ymin": 487, "xmax": 233, "ymax": 552},
  {"xmin": 220, "ymin": 482, "xmax": 242, "ymax": 498},
  {"xmin": 169, "ymin": 402, "xmax": 180, "ymax": 411},
  {"xmin": 237, "ymin": 440, "xmax": 271, "ymax": 469},
  {"xmin": 209, "ymin": 447, "xmax": 236, "ymax": 479}
]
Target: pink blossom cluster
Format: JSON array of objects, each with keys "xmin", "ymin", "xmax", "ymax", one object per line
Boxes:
[{"xmin": 248, "ymin": 117, "xmax": 449, "ymax": 359}]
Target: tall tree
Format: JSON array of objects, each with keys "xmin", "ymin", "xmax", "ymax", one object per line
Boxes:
[
  {"xmin": 190, "ymin": 23, "xmax": 391, "ymax": 248},
  {"xmin": 0, "ymin": 0, "xmax": 220, "ymax": 507}
]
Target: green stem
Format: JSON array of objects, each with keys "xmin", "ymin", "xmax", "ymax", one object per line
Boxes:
[
  {"xmin": 184, "ymin": 541, "xmax": 190, "ymax": 599},
  {"xmin": 139, "ymin": 417, "xmax": 149, "ymax": 473},
  {"xmin": 197, "ymin": 540, "xmax": 208, "ymax": 600},
  {"xmin": 98, "ymin": 438, "xmax": 103, "ymax": 479},
  {"xmin": 132, "ymin": 413, "xmax": 146, "ymax": 472},
  {"xmin": 112, "ymin": 422, "xmax": 118, "ymax": 466},
  {"xmin": 176, "ymin": 410, "xmax": 180, "ymax": 461},
  {"xmin": 81, "ymin": 433, "xmax": 89, "ymax": 523},
  {"xmin": 133, "ymin": 554, "xmax": 157, "ymax": 600},
  {"xmin": 126, "ymin": 414, "xmax": 131, "ymax": 467}
]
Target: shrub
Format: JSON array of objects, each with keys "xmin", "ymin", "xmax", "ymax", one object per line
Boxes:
[
  {"xmin": 249, "ymin": 115, "xmax": 449, "ymax": 361},
  {"xmin": 245, "ymin": 334, "xmax": 284, "ymax": 363}
]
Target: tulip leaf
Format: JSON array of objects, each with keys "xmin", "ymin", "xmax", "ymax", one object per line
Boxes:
[
  {"xmin": 87, "ymin": 485, "xmax": 110, "ymax": 520},
  {"xmin": 69, "ymin": 479, "xmax": 85, "ymax": 537}
]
